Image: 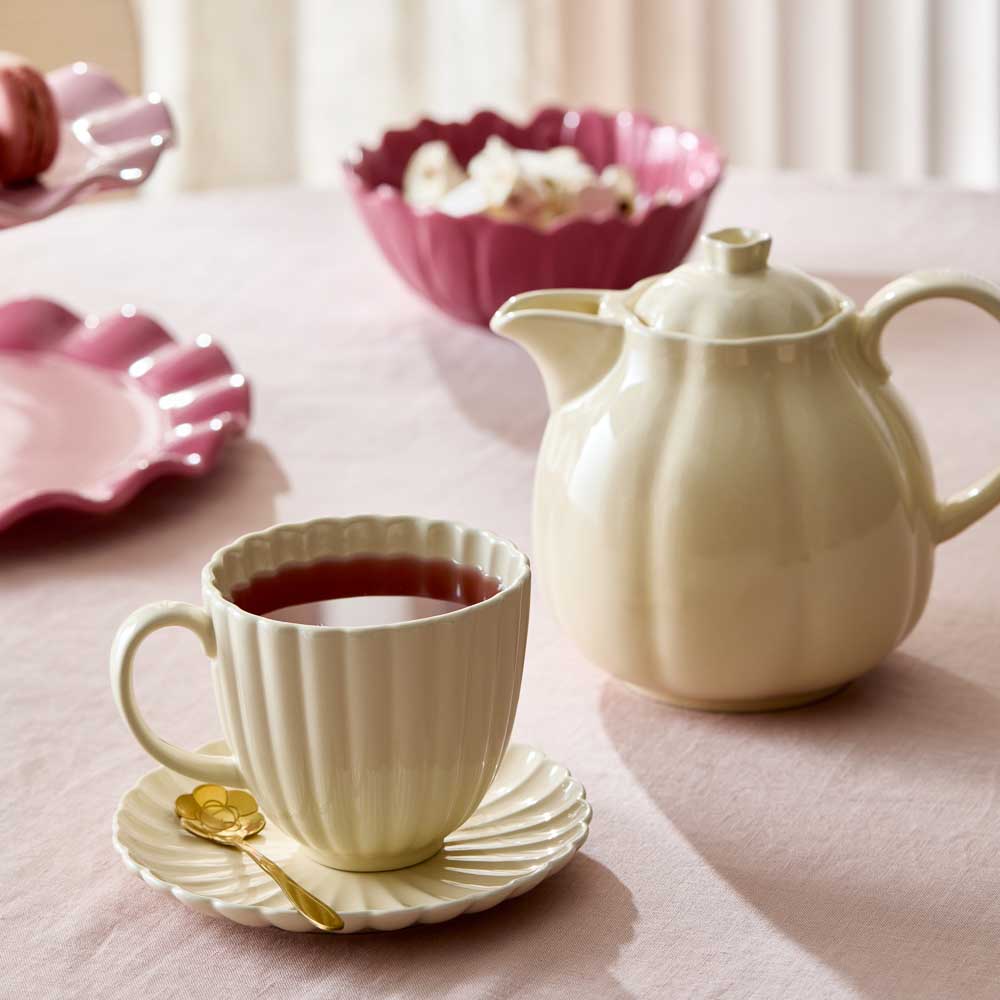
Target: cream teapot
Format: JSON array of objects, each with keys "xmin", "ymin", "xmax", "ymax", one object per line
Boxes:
[{"xmin": 492, "ymin": 227, "xmax": 1000, "ymax": 711}]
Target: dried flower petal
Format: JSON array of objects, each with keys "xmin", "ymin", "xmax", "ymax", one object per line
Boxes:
[{"xmin": 403, "ymin": 140, "xmax": 465, "ymax": 208}]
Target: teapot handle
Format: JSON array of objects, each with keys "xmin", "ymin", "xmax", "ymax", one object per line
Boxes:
[{"xmin": 859, "ymin": 269, "xmax": 1000, "ymax": 542}]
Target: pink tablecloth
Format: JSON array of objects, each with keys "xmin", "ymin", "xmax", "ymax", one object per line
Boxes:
[{"xmin": 3, "ymin": 170, "xmax": 1000, "ymax": 999}]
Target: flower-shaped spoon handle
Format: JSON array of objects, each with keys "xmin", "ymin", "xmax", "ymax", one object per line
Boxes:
[{"xmin": 175, "ymin": 784, "xmax": 343, "ymax": 932}]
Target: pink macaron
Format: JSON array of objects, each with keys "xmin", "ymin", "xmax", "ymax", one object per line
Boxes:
[{"xmin": 0, "ymin": 52, "xmax": 59, "ymax": 184}]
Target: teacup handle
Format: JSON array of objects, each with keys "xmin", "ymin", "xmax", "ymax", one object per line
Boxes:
[
  {"xmin": 110, "ymin": 601, "xmax": 247, "ymax": 787},
  {"xmin": 860, "ymin": 269, "xmax": 1000, "ymax": 543}
]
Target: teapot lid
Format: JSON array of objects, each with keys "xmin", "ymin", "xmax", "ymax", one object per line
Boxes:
[{"xmin": 628, "ymin": 227, "xmax": 842, "ymax": 339}]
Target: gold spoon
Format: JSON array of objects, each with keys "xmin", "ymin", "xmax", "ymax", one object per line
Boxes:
[{"xmin": 174, "ymin": 783, "xmax": 344, "ymax": 932}]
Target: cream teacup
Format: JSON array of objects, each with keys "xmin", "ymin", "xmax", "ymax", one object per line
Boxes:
[{"xmin": 110, "ymin": 515, "xmax": 530, "ymax": 872}]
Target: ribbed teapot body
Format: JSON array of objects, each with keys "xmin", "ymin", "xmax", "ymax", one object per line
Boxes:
[{"xmin": 533, "ymin": 314, "xmax": 936, "ymax": 709}]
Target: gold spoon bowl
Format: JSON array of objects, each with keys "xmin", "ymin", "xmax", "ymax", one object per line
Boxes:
[{"xmin": 175, "ymin": 784, "xmax": 343, "ymax": 932}]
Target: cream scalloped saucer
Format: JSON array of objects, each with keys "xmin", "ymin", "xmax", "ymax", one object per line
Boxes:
[{"xmin": 113, "ymin": 740, "xmax": 591, "ymax": 933}]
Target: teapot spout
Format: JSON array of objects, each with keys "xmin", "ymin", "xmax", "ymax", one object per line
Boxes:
[{"xmin": 490, "ymin": 289, "xmax": 624, "ymax": 410}]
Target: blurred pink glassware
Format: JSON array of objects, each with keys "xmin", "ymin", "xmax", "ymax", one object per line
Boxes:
[
  {"xmin": 0, "ymin": 62, "xmax": 174, "ymax": 229},
  {"xmin": 0, "ymin": 298, "xmax": 250, "ymax": 531},
  {"xmin": 344, "ymin": 107, "xmax": 723, "ymax": 327}
]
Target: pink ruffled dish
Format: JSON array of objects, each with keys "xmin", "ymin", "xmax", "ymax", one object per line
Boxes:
[
  {"xmin": 0, "ymin": 62, "xmax": 174, "ymax": 229},
  {"xmin": 345, "ymin": 107, "xmax": 723, "ymax": 327},
  {"xmin": 0, "ymin": 298, "xmax": 250, "ymax": 531}
]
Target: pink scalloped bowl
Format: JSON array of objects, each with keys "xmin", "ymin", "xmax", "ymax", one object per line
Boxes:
[
  {"xmin": 344, "ymin": 107, "xmax": 723, "ymax": 327},
  {"xmin": 0, "ymin": 62, "xmax": 174, "ymax": 229},
  {"xmin": 0, "ymin": 298, "xmax": 250, "ymax": 531}
]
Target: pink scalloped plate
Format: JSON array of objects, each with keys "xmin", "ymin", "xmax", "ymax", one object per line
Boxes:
[
  {"xmin": 0, "ymin": 62, "xmax": 174, "ymax": 229},
  {"xmin": 0, "ymin": 298, "xmax": 251, "ymax": 531},
  {"xmin": 345, "ymin": 107, "xmax": 724, "ymax": 326}
]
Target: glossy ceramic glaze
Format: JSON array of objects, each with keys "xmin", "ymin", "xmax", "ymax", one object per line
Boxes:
[
  {"xmin": 0, "ymin": 298, "xmax": 250, "ymax": 531},
  {"xmin": 0, "ymin": 62, "xmax": 173, "ymax": 228},
  {"xmin": 114, "ymin": 739, "xmax": 588, "ymax": 933},
  {"xmin": 111, "ymin": 516, "xmax": 531, "ymax": 871},
  {"xmin": 492, "ymin": 228, "xmax": 1000, "ymax": 710},
  {"xmin": 345, "ymin": 107, "xmax": 722, "ymax": 326}
]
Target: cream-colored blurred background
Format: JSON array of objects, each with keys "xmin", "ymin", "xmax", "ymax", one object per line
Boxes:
[{"xmin": 5, "ymin": 0, "xmax": 1000, "ymax": 191}]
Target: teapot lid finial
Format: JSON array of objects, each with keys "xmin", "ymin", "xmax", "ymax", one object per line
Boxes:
[
  {"xmin": 703, "ymin": 227, "xmax": 772, "ymax": 274},
  {"xmin": 627, "ymin": 224, "xmax": 842, "ymax": 339}
]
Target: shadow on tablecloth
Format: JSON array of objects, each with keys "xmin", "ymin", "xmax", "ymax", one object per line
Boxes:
[
  {"xmin": 419, "ymin": 318, "xmax": 547, "ymax": 454},
  {"xmin": 600, "ymin": 652, "xmax": 1000, "ymax": 999},
  {"xmin": 96, "ymin": 852, "xmax": 637, "ymax": 999}
]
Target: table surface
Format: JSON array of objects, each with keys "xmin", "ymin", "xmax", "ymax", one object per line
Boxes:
[{"xmin": 3, "ymin": 168, "xmax": 1000, "ymax": 999}]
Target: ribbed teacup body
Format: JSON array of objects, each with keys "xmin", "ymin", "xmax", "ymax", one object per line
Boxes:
[{"xmin": 204, "ymin": 516, "xmax": 530, "ymax": 871}]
